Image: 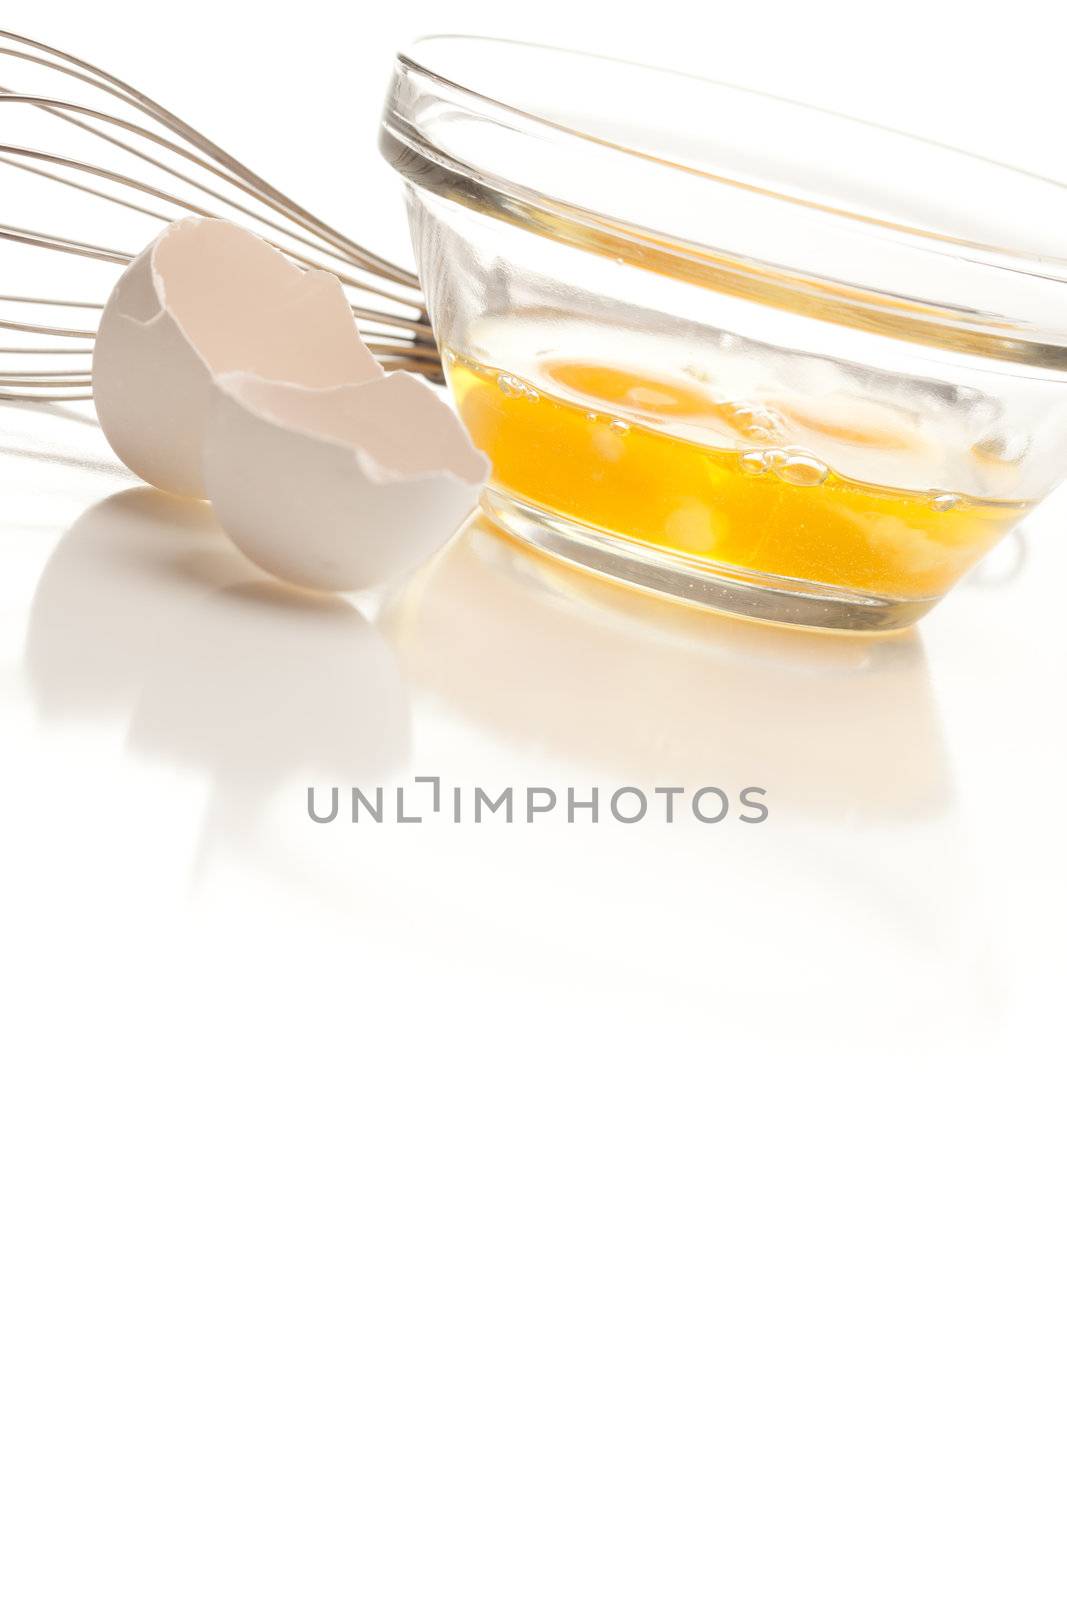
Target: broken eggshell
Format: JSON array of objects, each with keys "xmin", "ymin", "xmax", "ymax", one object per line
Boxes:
[
  {"xmin": 202, "ymin": 371, "xmax": 490, "ymax": 592},
  {"xmin": 92, "ymin": 217, "xmax": 383, "ymax": 497}
]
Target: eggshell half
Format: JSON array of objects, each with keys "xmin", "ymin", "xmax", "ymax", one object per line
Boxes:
[
  {"xmin": 202, "ymin": 371, "xmax": 490, "ymax": 592},
  {"xmin": 92, "ymin": 217, "xmax": 383, "ymax": 497}
]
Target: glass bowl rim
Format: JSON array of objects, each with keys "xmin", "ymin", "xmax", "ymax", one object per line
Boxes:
[{"xmin": 395, "ymin": 33, "xmax": 1067, "ymax": 279}]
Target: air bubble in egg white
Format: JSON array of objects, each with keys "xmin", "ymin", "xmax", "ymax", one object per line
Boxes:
[
  {"xmin": 729, "ymin": 403, "xmax": 787, "ymax": 443},
  {"xmin": 773, "ymin": 452, "xmax": 829, "ymax": 487},
  {"xmin": 932, "ymin": 494, "xmax": 960, "ymax": 512}
]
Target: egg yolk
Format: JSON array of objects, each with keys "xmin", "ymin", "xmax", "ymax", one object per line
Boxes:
[{"xmin": 448, "ymin": 356, "xmax": 1025, "ymax": 600}]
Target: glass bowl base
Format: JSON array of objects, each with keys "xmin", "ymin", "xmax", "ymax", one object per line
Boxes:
[{"xmin": 480, "ymin": 488, "xmax": 937, "ymax": 634}]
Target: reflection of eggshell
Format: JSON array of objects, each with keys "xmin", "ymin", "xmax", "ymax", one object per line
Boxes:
[
  {"xmin": 202, "ymin": 371, "xmax": 489, "ymax": 592},
  {"xmin": 92, "ymin": 217, "xmax": 383, "ymax": 496}
]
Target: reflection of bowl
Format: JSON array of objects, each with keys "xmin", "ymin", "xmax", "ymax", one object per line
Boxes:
[
  {"xmin": 388, "ymin": 517, "xmax": 951, "ymax": 823},
  {"xmin": 382, "ymin": 38, "xmax": 1067, "ymax": 630}
]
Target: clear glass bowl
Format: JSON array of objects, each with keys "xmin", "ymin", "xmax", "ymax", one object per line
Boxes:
[{"xmin": 381, "ymin": 36, "xmax": 1067, "ymax": 631}]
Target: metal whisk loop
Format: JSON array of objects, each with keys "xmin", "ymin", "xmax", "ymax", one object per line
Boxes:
[{"xmin": 0, "ymin": 29, "xmax": 440, "ymax": 404}]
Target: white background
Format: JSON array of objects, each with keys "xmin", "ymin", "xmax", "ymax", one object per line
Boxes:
[{"xmin": 2, "ymin": 3, "xmax": 1066, "ymax": 1596}]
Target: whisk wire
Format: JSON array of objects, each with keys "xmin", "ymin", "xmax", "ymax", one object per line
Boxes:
[
  {"xmin": 2, "ymin": 32, "xmax": 420, "ymax": 285},
  {"xmin": 0, "ymin": 29, "xmax": 440, "ymax": 404}
]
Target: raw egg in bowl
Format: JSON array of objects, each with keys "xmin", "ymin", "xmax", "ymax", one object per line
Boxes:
[{"xmin": 381, "ymin": 36, "xmax": 1067, "ymax": 630}]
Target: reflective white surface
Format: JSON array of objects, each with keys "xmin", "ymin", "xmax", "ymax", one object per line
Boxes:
[
  {"xmin": 3, "ymin": 354, "xmax": 1067, "ymax": 1600},
  {"xmin": 4, "ymin": 399, "xmax": 1060, "ymax": 1060},
  {"xmin": 3, "ymin": 3, "xmax": 1067, "ymax": 1593}
]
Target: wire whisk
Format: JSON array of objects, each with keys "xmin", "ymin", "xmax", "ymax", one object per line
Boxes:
[{"xmin": 0, "ymin": 29, "xmax": 441, "ymax": 405}]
